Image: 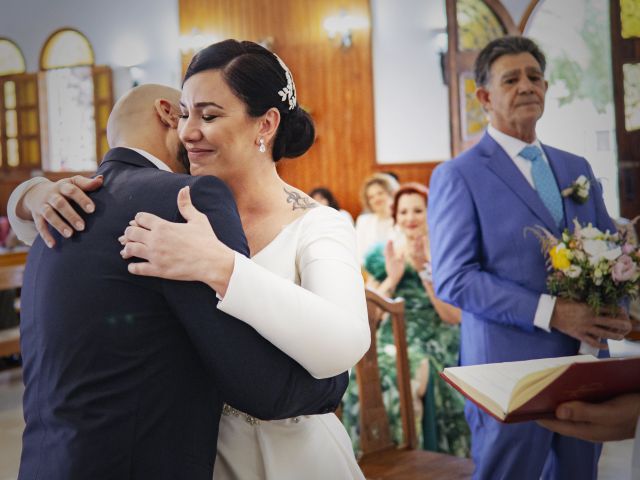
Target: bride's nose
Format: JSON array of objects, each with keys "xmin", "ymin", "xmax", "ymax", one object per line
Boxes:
[{"xmin": 179, "ymin": 116, "xmax": 203, "ymax": 143}]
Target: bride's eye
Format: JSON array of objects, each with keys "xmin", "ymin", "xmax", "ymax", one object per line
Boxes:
[{"xmin": 202, "ymin": 115, "xmax": 217, "ymax": 122}]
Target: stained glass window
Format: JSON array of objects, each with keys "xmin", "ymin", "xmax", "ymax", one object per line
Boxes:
[
  {"xmin": 621, "ymin": 0, "xmax": 640, "ymax": 39},
  {"xmin": 459, "ymin": 73, "xmax": 487, "ymax": 140},
  {"xmin": 623, "ymin": 63, "xmax": 640, "ymax": 131},
  {"xmin": 41, "ymin": 29, "xmax": 94, "ymax": 70},
  {"xmin": 0, "ymin": 39, "xmax": 25, "ymax": 76},
  {"xmin": 457, "ymin": 0, "xmax": 505, "ymax": 51}
]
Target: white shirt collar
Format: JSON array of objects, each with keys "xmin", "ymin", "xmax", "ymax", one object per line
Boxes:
[
  {"xmin": 487, "ymin": 124, "xmax": 543, "ymax": 161},
  {"xmin": 127, "ymin": 147, "xmax": 173, "ymax": 172}
]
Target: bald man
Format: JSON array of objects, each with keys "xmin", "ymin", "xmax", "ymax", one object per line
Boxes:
[{"xmin": 15, "ymin": 85, "xmax": 348, "ymax": 480}]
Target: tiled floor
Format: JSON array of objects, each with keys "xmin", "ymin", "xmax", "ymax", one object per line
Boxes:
[{"xmin": 1, "ymin": 341, "xmax": 638, "ymax": 480}]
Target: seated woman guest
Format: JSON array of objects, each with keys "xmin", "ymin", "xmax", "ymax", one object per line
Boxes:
[
  {"xmin": 309, "ymin": 187, "xmax": 353, "ymax": 224},
  {"xmin": 342, "ymin": 183, "xmax": 470, "ymax": 457},
  {"xmin": 354, "ymin": 173, "xmax": 398, "ymax": 263}
]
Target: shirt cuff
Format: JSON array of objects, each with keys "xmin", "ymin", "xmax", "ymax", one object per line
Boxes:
[
  {"xmin": 533, "ymin": 294, "xmax": 555, "ymax": 332},
  {"xmin": 7, "ymin": 177, "xmax": 49, "ymax": 246}
]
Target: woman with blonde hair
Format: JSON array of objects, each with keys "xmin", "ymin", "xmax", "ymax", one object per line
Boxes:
[{"xmin": 354, "ymin": 172, "xmax": 399, "ymax": 263}]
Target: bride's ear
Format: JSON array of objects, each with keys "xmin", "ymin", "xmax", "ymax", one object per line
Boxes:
[
  {"xmin": 256, "ymin": 107, "xmax": 280, "ymax": 145},
  {"xmin": 154, "ymin": 98, "xmax": 180, "ymax": 129}
]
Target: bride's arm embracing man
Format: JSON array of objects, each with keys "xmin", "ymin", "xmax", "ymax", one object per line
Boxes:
[{"xmin": 11, "ymin": 40, "xmax": 370, "ymax": 480}]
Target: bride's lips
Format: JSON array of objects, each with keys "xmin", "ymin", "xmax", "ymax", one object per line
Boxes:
[{"xmin": 187, "ymin": 147, "xmax": 214, "ymax": 160}]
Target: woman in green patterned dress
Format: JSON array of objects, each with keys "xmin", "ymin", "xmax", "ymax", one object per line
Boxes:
[{"xmin": 342, "ymin": 183, "xmax": 470, "ymax": 457}]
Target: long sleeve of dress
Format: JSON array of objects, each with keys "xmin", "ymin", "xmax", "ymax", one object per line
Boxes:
[
  {"xmin": 7, "ymin": 177, "xmax": 48, "ymax": 246},
  {"xmin": 217, "ymin": 207, "xmax": 371, "ymax": 379}
]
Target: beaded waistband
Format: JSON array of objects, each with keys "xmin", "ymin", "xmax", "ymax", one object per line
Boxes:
[{"xmin": 222, "ymin": 404, "xmax": 261, "ymax": 426}]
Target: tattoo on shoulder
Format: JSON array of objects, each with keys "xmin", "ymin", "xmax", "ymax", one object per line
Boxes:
[{"xmin": 284, "ymin": 187, "xmax": 318, "ymax": 211}]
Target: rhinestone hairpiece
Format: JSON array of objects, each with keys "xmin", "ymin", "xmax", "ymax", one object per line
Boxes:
[{"xmin": 273, "ymin": 53, "xmax": 297, "ymax": 110}]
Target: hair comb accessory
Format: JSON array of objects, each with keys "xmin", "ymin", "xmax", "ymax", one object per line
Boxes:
[{"xmin": 273, "ymin": 53, "xmax": 297, "ymax": 110}]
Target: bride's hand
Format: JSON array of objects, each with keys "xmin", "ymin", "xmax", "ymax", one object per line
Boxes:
[
  {"xmin": 119, "ymin": 186, "xmax": 236, "ymax": 296},
  {"xmin": 21, "ymin": 175, "xmax": 103, "ymax": 247}
]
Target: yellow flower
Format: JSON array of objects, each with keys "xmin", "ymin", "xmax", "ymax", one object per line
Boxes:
[{"xmin": 549, "ymin": 245, "xmax": 571, "ymax": 270}]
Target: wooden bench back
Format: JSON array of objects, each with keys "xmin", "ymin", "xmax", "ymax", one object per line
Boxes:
[{"xmin": 355, "ymin": 288, "xmax": 417, "ymax": 458}]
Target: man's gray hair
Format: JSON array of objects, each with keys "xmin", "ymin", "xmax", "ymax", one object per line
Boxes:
[{"xmin": 474, "ymin": 36, "xmax": 546, "ymax": 87}]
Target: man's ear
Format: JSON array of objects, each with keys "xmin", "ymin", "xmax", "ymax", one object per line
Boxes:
[
  {"xmin": 256, "ymin": 107, "xmax": 281, "ymax": 145},
  {"xmin": 476, "ymin": 86, "xmax": 491, "ymax": 113},
  {"xmin": 154, "ymin": 98, "xmax": 180, "ymax": 129}
]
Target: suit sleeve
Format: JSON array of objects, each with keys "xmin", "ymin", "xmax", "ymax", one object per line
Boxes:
[
  {"xmin": 162, "ymin": 175, "xmax": 348, "ymax": 419},
  {"xmin": 428, "ymin": 162, "xmax": 540, "ymax": 331},
  {"xmin": 584, "ymin": 159, "xmax": 615, "ymax": 233}
]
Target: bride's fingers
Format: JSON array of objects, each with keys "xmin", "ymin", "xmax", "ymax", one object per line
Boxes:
[
  {"xmin": 120, "ymin": 242, "xmax": 150, "ymax": 260},
  {"xmin": 128, "ymin": 261, "xmax": 161, "ymax": 277},
  {"xmin": 133, "ymin": 212, "xmax": 163, "ymax": 230},
  {"xmin": 123, "ymin": 225, "xmax": 151, "ymax": 244}
]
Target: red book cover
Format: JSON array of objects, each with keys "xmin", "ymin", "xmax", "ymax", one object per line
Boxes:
[{"xmin": 441, "ymin": 356, "xmax": 640, "ymax": 423}]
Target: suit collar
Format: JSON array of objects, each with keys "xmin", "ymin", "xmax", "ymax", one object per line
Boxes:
[
  {"xmin": 478, "ymin": 133, "xmax": 564, "ymax": 233},
  {"xmin": 98, "ymin": 147, "xmax": 162, "ymax": 172}
]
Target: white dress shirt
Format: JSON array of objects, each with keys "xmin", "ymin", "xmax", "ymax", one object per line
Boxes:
[{"xmin": 486, "ymin": 125, "xmax": 556, "ymax": 333}]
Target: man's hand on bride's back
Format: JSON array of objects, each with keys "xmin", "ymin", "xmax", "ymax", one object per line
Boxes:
[{"xmin": 21, "ymin": 175, "xmax": 104, "ymax": 247}]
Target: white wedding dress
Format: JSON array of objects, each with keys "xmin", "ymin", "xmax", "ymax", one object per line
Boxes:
[
  {"xmin": 213, "ymin": 206, "xmax": 368, "ymax": 480},
  {"xmin": 9, "ymin": 185, "xmax": 369, "ymax": 479}
]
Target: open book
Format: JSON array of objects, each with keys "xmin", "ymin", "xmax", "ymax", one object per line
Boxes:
[{"xmin": 441, "ymin": 355, "xmax": 640, "ymax": 423}]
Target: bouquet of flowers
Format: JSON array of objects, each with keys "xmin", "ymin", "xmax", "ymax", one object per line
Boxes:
[{"xmin": 532, "ymin": 219, "xmax": 640, "ymax": 314}]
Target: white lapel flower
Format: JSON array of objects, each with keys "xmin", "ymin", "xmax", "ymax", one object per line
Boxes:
[{"xmin": 561, "ymin": 175, "xmax": 590, "ymax": 204}]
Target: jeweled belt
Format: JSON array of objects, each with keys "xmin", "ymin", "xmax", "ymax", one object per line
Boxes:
[{"xmin": 222, "ymin": 404, "xmax": 261, "ymax": 426}]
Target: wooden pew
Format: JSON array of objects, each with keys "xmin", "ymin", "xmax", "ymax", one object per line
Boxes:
[{"xmin": 0, "ymin": 251, "xmax": 27, "ymax": 357}]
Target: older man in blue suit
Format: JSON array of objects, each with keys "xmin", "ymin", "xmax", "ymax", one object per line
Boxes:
[{"xmin": 428, "ymin": 36, "xmax": 632, "ymax": 479}]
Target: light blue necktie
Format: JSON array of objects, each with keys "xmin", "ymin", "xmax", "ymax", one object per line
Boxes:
[{"xmin": 520, "ymin": 145, "xmax": 564, "ymax": 228}]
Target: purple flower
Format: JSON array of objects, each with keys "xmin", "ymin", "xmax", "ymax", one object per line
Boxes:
[
  {"xmin": 622, "ymin": 243, "xmax": 635, "ymax": 255},
  {"xmin": 612, "ymin": 255, "xmax": 638, "ymax": 283}
]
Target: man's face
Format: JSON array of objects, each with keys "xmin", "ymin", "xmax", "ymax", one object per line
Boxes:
[{"xmin": 477, "ymin": 52, "xmax": 548, "ymax": 140}]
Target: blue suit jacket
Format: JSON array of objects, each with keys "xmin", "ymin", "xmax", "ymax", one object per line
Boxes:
[
  {"xmin": 428, "ymin": 133, "xmax": 615, "ymax": 366},
  {"xmin": 18, "ymin": 148, "xmax": 348, "ymax": 480}
]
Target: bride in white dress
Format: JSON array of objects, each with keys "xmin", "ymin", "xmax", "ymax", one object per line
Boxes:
[{"xmin": 10, "ymin": 40, "xmax": 369, "ymax": 480}]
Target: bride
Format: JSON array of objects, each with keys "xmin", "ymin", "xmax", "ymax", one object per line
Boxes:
[{"xmin": 9, "ymin": 40, "xmax": 369, "ymax": 479}]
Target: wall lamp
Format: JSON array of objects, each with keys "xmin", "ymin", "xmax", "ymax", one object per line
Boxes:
[{"xmin": 323, "ymin": 10, "xmax": 369, "ymax": 49}]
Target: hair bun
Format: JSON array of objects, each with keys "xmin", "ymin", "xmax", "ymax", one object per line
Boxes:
[{"xmin": 273, "ymin": 107, "xmax": 315, "ymax": 160}]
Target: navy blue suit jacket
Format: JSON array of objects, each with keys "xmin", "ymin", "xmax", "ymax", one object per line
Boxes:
[{"xmin": 18, "ymin": 148, "xmax": 348, "ymax": 480}]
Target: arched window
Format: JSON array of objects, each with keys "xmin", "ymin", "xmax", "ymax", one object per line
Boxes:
[
  {"xmin": 0, "ymin": 38, "xmax": 26, "ymax": 76},
  {"xmin": 0, "ymin": 38, "xmax": 39, "ymax": 172},
  {"xmin": 445, "ymin": 0, "xmax": 519, "ymax": 155},
  {"xmin": 40, "ymin": 29, "xmax": 94, "ymax": 70},
  {"xmin": 40, "ymin": 28, "xmax": 111, "ymax": 172}
]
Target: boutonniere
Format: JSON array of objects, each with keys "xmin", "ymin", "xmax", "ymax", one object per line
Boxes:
[{"xmin": 561, "ymin": 175, "xmax": 590, "ymax": 204}]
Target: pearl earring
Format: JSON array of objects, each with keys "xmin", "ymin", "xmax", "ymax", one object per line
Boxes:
[{"xmin": 258, "ymin": 138, "xmax": 266, "ymax": 153}]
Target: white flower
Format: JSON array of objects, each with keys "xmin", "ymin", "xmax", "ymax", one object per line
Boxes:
[
  {"xmin": 583, "ymin": 238, "xmax": 622, "ymax": 265},
  {"xmin": 580, "ymin": 224, "xmax": 604, "ymax": 240},
  {"xmin": 565, "ymin": 265, "xmax": 582, "ymax": 278}
]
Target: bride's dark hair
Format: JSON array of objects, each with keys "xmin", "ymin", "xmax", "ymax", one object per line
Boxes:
[{"xmin": 183, "ymin": 39, "xmax": 315, "ymax": 161}]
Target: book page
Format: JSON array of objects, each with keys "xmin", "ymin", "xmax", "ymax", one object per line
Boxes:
[{"xmin": 444, "ymin": 355, "xmax": 593, "ymax": 414}]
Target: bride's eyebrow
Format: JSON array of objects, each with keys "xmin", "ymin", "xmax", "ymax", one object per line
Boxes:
[{"xmin": 179, "ymin": 101, "xmax": 225, "ymax": 110}]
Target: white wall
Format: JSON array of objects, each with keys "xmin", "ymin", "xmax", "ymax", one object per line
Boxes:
[
  {"xmin": 371, "ymin": 0, "xmax": 450, "ymax": 164},
  {"xmin": 0, "ymin": 0, "xmax": 181, "ymax": 100}
]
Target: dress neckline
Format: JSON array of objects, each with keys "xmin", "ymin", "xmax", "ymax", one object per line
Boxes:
[{"xmin": 250, "ymin": 207, "xmax": 322, "ymax": 259}]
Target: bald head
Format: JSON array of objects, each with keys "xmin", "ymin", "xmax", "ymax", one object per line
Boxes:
[{"xmin": 107, "ymin": 84, "xmax": 181, "ymax": 147}]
